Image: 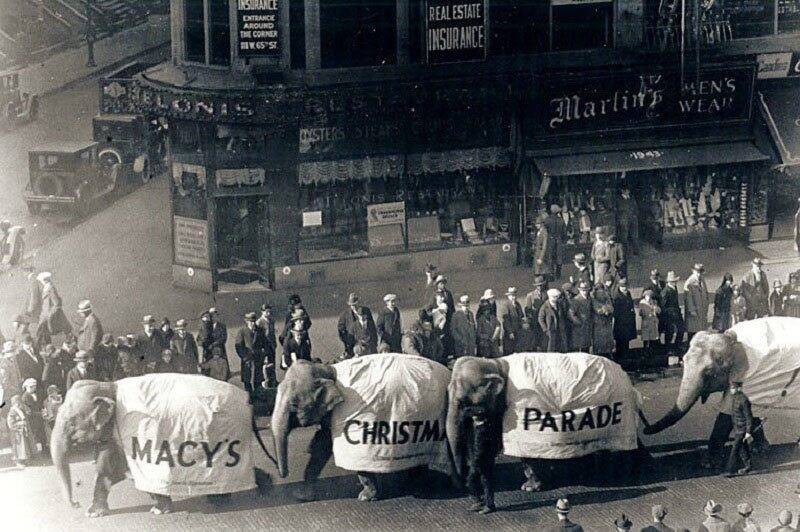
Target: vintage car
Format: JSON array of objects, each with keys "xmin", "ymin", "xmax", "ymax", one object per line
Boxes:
[
  {"xmin": 1, "ymin": 71, "xmax": 38, "ymax": 129},
  {"xmin": 92, "ymin": 113, "xmax": 166, "ymax": 184},
  {"xmin": 23, "ymin": 141, "xmax": 116, "ymax": 217}
]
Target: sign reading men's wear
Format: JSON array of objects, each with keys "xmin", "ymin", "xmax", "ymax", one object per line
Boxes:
[
  {"xmin": 426, "ymin": 0, "xmax": 487, "ymax": 64},
  {"xmin": 237, "ymin": 0, "xmax": 280, "ymax": 57}
]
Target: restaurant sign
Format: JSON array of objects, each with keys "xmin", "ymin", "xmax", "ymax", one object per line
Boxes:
[
  {"xmin": 425, "ymin": 0, "xmax": 487, "ymax": 64},
  {"xmin": 237, "ymin": 0, "xmax": 280, "ymax": 58},
  {"xmin": 532, "ymin": 64, "xmax": 755, "ymax": 138}
]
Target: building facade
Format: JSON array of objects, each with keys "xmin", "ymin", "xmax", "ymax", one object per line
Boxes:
[{"xmin": 99, "ymin": 0, "xmax": 800, "ymax": 292}]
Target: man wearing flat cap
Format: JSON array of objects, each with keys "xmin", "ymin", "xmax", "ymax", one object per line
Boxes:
[
  {"xmin": 642, "ymin": 504, "xmax": 675, "ymax": 532},
  {"xmin": 542, "ymin": 498, "xmax": 584, "ymax": 532},
  {"xmin": 538, "ymin": 288, "xmax": 568, "ymax": 353},
  {"xmin": 376, "ymin": 294, "xmax": 402, "ymax": 353},
  {"xmin": 698, "ymin": 500, "xmax": 729, "ymax": 532},
  {"xmin": 730, "ymin": 503, "xmax": 757, "ymax": 532},
  {"xmin": 500, "ymin": 287, "xmax": 525, "ymax": 355},
  {"xmin": 741, "ymin": 258, "xmax": 769, "ymax": 319},
  {"xmin": 76, "ymin": 299, "xmax": 103, "ymax": 356},
  {"xmin": 235, "ymin": 311, "xmax": 268, "ymax": 397},
  {"xmin": 684, "ymin": 263, "xmax": 710, "ymax": 344},
  {"xmin": 170, "ymin": 318, "xmax": 199, "ymax": 375},
  {"xmin": 338, "ymin": 293, "xmax": 378, "ymax": 358},
  {"xmin": 725, "ymin": 379, "xmax": 754, "ymax": 478}
]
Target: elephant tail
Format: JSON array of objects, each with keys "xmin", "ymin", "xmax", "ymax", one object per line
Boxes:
[{"xmin": 252, "ymin": 416, "xmax": 279, "ymax": 469}]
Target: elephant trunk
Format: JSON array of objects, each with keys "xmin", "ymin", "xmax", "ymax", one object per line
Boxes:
[
  {"xmin": 445, "ymin": 394, "xmax": 463, "ymax": 480},
  {"xmin": 645, "ymin": 376, "xmax": 703, "ymax": 434},
  {"xmin": 271, "ymin": 387, "xmax": 291, "ymax": 478},
  {"xmin": 50, "ymin": 415, "xmax": 74, "ymax": 506}
]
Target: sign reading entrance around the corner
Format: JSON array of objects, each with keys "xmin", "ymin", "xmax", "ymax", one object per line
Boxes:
[
  {"xmin": 174, "ymin": 216, "xmax": 210, "ymax": 269},
  {"xmin": 757, "ymin": 52, "xmax": 800, "ymax": 79},
  {"xmin": 367, "ymin": 202, "xmax": 406, "ymax": 227},
  {"xmin": 237, "ymin": 0, "xmax": 280, "ymax": 57},
  {"xmin": 425, "ymin": 0, "xmax": 487, "ymax": 64}
]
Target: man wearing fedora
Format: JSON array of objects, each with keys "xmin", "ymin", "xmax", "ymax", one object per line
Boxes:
[
  {"xmin": 170, "ymin": 319, "xmax": 199, "ymax": 374},
  {"xmin": 15, "ymin": 334, "xmax": 43, "ymax": 385},
  {"xmin": 542, "ymin": 498, "xmax": 584, "ymax": 532},
  {"xmin": 770, "ymin": 510, "xmax": 794, "ymax": 532},
  {"xmin": 278, "ymin": 294, "xmax": 312, "ymax": 348},
  {"xmin": 235, "ymin": 312, "xmax": 268, "ymax": 397},
  {"xmin": 136, "ymin": 315, "xmax": 168, "ymax": 370},
  {"xmin": 591, "ymin": 226, "xmax": 612, "ymax": 286},
  {"xmin": 500, "ymin": 287, "xmax": 525, "ymax": 355},
  {"xmin": 524, "ymin": 277, "xmax": 548, "ymax": 351},
  {"xmin": 538, "ymin": 288, "xmax": 568, "ymax": 353},
  {"xmin": 256, "ymin": 304, "xmax": 278, "ymax": 387},
  {"xmin": 65, "ymin": 350, "xmax": 96, "ymax": 390},
  {"xmin": 661, "ymin": 271, "xmax": 686, "ymax": 356},
  {"xmin": 76, "ymin": 300, "xmax": 103, "ymax": 356},
  {"xmin": 533, "ymin": 215, "xmax": 553, "ymax": 280},
  {"xmin": 427, "ymin": 275, "xmax": 455, "ymax": 357},
  {"xmin": 451, "ymin": 295, "xmax": 477, "ymax": 360},
  {"xmin": 741, "ymin": 258, "xmax": 769, "ymax": 319},
  {"xmin": 608, "ymin": 233, "xmax": 626, "ymax": 280},
  {"xmin": 647, "ymin": 270, "xmax": 667, "ymax": 338},
  {"xmin": 567, "ymin": 253, "xmax": 593, "ymax": 290},
  {"xmin": 568, "ymin": 280, "xmax": 593, "ymax": 353},
  {"xmin": 376, "ymin": 294, "xmax": 402, "ymax": 353},
  {"xmin": 338, "ymin": 293, "xmax": 378, "ymax": 358},
  {"xmin": 612, "ymin": 278, "xmax": 637, "ymax": 362},
  {"xmin": 685, "ymin": 263, "xmax": 710, "ymax": 344},
  {"xmin": 699, "ymin": 500, "xmax": 730, "ymax": 532},
  {"xmin": 642, "ymin": 504, "xmax": 675, "ymax": 532},
  {"xmin": 208, "ymin": 308, "xmax": 229, "ymax": 359},
  {"xmin": 730, "ymin": 503, "xmax": 759, "ymax": 532},
  {"xmin": 282, "ymin": 310, "xmax": 313, "ymax": 369}
]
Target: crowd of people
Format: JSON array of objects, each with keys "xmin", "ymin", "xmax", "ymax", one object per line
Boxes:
[{"xmin": 541, "ymin": 496, "xmax": 800, "ymax": 532}]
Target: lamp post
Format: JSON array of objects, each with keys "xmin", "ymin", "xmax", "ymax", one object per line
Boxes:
[{"xmin": 84, "ymin": 0, "xmax": 96, "ymax": 67}]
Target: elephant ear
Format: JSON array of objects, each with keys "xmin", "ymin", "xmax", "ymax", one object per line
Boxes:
[
  {"xmin": 314, "ymin": 378, "xmax": 343, "ymax": 412},
  {"xmin": 483, "ymin": 373, "xmax": 505, "ymax": 397},
  {"xmin": 89, "ymin": 397, "xmax": 116, "ymax": 431}
]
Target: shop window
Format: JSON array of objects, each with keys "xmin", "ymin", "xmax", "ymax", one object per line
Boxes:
[
  {"xmin": 490, "ymin": 0, "xmax": 549, "ymax": 55},
  {"xmin": 182, "ymin": 0, "xmax": 231, "ymax": 66},
  {"xmin": 409, "ymin": 0, "xmax": 423, "ymax": 63},
  {"xmin": 319, "ymin": 0, "xmax": 397, "ymax": 68},
  {"xmin": 552, "ymin": 2, "xmax": 613, "ymax": 51},
  {"xmin": 778, "ymin": 0, "xmax": 800, "ymax": 33},
  {"xmin": 214, "ymin": 125, "xmax": 268, "ymax": 164},
  {"xmin": 727, "ymin": 0, "xmax": 775, "ymax": 38},
  {"xmin": 171, "ymin": 121, "xmax": 203, "ymax": 154},
  {"xmin": 290, "ymin": 0, "xmax": 306, "ymax": 69}
]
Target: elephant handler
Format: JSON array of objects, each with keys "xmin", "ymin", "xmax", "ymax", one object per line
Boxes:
[{"xmin": 724, "ymin": 380, "xmax": 754, "ymax": 477}]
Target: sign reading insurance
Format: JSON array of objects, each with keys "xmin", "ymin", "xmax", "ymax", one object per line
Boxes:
[
  {"xmin": 426, "ymin": 1, "xmax": 486, "ymax": 64},
  {"xmin": 237, "ymin": 0, "xmax": 280, "ymax": 57}
]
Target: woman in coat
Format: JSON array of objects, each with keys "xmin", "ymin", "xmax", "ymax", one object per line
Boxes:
[
  {"xmin": 475, "ymin": 299, "xmax": 501, "ymax": 358},
  {"xmin": 712, "ymin": 273, "xmax": 734, "ymax": 332},
  {"xmin": 611, "ymin": 279, "xmax": 637, "ymax": 361},
  {"xmin": 7, "ymin": 395, "xmax": 35, "ymax": 466},
  {"xmin": 638, "ymin": 289, "xmax": 661, "ymax": 361},
  {"xmin": 591, "ymin": 282, "xmax": 615, "ymax": 358}
]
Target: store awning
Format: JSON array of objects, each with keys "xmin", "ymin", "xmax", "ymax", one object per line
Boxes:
[
  {"xmin": 534, "ymin": 141, "xmax": 769, "ymax": 177},
  {"xmin": 298, "ymin": 155, "xmax": 404, "ymax": 185},
  {"xmin": 759, "ymin": 87, "xmax": 800, "ymax": 167},
  {"xmin": 406, "ymin": 147, "xmax": 511, "ymax": 176}
]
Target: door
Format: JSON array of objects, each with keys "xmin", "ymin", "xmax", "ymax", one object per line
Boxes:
[{"xmin": 215, "ymin": 195, "xmax": 271, "ymax": 288}]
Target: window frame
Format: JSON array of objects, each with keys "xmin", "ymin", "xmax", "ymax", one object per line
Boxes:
[{"xmin": 181, "ymin": 0, "xmax": 233, "ymax": 69}]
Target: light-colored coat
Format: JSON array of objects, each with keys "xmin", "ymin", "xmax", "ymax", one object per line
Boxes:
[
  {"xmin": 77, "ymin": 312, "xmax": 103, "ymax": 354},
  {"xmin": 684, "ymin": 274, "xmax": 710, "ymax": 333}
]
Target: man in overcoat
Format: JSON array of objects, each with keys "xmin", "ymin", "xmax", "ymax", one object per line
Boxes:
[
  {"xmin": 451, "ymin": 295, "xmax": 477, "ymax": 359},
  {"xmin": 170, "ymin": 318, "xmax": 199, "ymax": 373},
  {"xmin": 538, "ymin": 289, "xmax": 568, "ymax": 353},
  {"xmin": 591, "ymin": 226, "xmax": 611, "ymax": 285},
  {"xmin": 15, "ymin": 334, "xmax": 43, "ymax": 385},
  {"xmin": 76, "ymin": 300, "xmax": 103, "ymax": 355},
  {"xmin": 661, "ymin": 271, "xmax": 686, "ymax": 356},
  {"xmin": 741, "ymin": 258, "xmax": 769, "ymax": 319},
  {"xmin": 337, "ymin": 293, "xmax": 378, "ymax": 357},
  {"xmin": 500, "ymin": 287, "xmax": 525, "ymax": 355},
  {"xmin": 533, "ymin": 216, "xmax": 553, "ymax": 280},
  {"xmin": 255, "ymin": 304, "xmax": 278, "ymax": 387},
  {"xmin": 684, "ymin": 263, "xmax": 710, "ymax": 344},
  {"xmin": 568, "ymin": 281, "xmax": 593, "ymax": 352},
  {"xmin": 566, "ymin": 253, "xmax": 593, "ymax": 290},
  {"xmin": 612, "ymin": 278, "xmax": 637, "ymax": 362},
  {"xmin": 524, "ymin": 277, "xmax": 548, "ymax": 350},
  {"xmin": 376, "ymin": 294, "xmax": 402, "ymax": 352},
  {"xmin": 37, "ymin": 272, "xmax": 72, "ymax": 349},
  {"xmin": 135, "ymin": 315, "xmax": 167, "ymax": 369},
  {"xmin": 235, "ymin": 312, "xmax": 268, "ymax": 396}
]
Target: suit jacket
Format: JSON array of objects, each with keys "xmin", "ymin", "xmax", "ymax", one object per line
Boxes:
[
  {"xmin": 15, "ymin": 348, "xmax": 44, "ymax": 383},
  {"xmin": 661, "ymin": 285, "xmax": 683, "ymax": 322},
  {"xmin": 65, "ymin": 366, "xmax": 96, "ymax": 390},
  {"xmin": 568, "ymin": 293, "xmax": 593, "ymax": 351},
  {"xmin": 209, "ymin": 322, "xmax": 228, "ymax": 355},
  {"xmin": 235, "ymin": 324, "xmax": 267, "ymax": 362},
  {"xmin": 376, "ymin": 307, "xmax": 402, "ymax": 351},
  {"xmin": 255, "ymin": 315, "xmax": 277, "ymax": 353},
  {"xmin": 451, "ymin": 308, "xmax": 477, "ymax": 357},
  {"xmin": 538, "ymin": 301, "xmax": 568, "ymax": 352},
  {"xmin": 170, "ymin": 331, "xmax": 199, "ymax": 371},
  {"xmin": 282, "ymin": 332, "xmax": 312, "ymax": 368},
  {"xmin": 730, "ymin": 391, "xmax": 753, "ymax": 436},
  {"xmin": 77, "ymin": 313, "xmax": 103, "ymax": 354},
  {"xmin": 741, "ymin": 270, "xmax": 769, "ymax": 317},
  {"xmin": 612, "ymin": 289, "xmax": 637, "ymax": 342},
  {"xmin": 337, "ymin": 307, "xmax": 378, "ymax": 355},
  {"xmin": 608, "ymin": 241, "xmax": 626, "ymax": 276},
  {"xmin": 500, "ymin": 300, "xmax": 524, "ymax": 339},
  {"xmin": 135, "ymin": 330, "xmax": 168, "ymax": 365},
  {"xmin": 566, "ymin": 263, "xmax": 593, "ymax": 287}
]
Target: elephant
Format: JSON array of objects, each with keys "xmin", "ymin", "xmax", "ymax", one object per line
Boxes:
[
  {"xmin": 51, "ymin": 374, "xmax": 270, "ymax": 517},
  {"xmin": 447, "ymin": 352, "xmax": 647, "ymax": 494},
  {"xmin": 271, "ymin": 353, "xmax": 452, "ymax": 502},
  {"xmin": 643, "ymin": 318, "xmax": 800, "ymax": 465}
]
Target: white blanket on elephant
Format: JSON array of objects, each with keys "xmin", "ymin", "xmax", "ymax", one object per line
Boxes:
[
  {"xmin": 502, "ymin": 353, "xmax": 641, "ymax": 459},
  {"xmin": 331, "ymin": 353, "xmax": 451, "ymax": 473},
  {"xmin": 114, "ymin": 374, "xmax": 256, "ymax": 497},
  {"xmin": 729, "ymin": 318, "xmax": 800, "ymax": 413}
]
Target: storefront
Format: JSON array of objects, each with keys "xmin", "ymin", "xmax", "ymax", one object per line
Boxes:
[{"xmin": 522, "ymin": 60, "xmax": 775, "ymax": 257}]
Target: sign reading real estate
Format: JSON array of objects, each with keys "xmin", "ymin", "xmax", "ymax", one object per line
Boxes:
[
  {"xmin": 425, "ymin": 0, "xmax": 486, "ymax": 64},
  {"xmin": 173, "ymin": 216, "xmax": 210, "ymax": 268},
  {"xmin": 237, "ymin": 0, "xmax": 280, "ymax": 57}
]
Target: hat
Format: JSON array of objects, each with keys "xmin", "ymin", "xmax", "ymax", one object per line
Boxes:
[
  {"xmin": 434, "ymin": 275, "xmax": 448, "ymax": 285},
  {"xmin": 383, "ymin": 294, "xmax": 397, "ymax": 302},
  {"xmin": 22, "ymin": 378, "xmax": 37, "ymax": 388},
  {"xmin": 779, "ymin": 510, "xmax": 793, "ymax": 526},
  {"xmin": 481, "ymin": 289, "xmax": 496, "ymax": 300},
  {"xmin": 603, "ymin": 273, "xmax": 616, "ymax": 284},
  {"xmin": 547, "ymin": 288, "xmax": 561, "ymax": 298},
  {"xmin": 574, "ymin": 253, "xmax": 587, "ymax": 264},
  {"xmin": 244, "ymin": 312, "xmax": 257, "ymax": 321},
  {"xmin": 704, "ymin": 500, "xmax": 722, "ymax": 516},
  {"xmin": 595, "ymin": 226, "xmax": 608, "ymax": 235},
  {"xmin": 774, "ymin": 280, "xmax": 783, "ymax": 288},
  {"xmin": 642, "ymin": 289, "xmax": 654, "ymax": 297},
  {"xmin": 290, "ymin": 309, "xmax": 306, "ymax": 322},
  {"xmin": 535, "ymin": 214, "xmax": 547, "ymax": 224},
  {"xmin": 533, "ymin": 276, "xmax": 547, "ymax": 286},
  {"xmin": 692, "ymin": 263, "xmax": 705, "ymax": 272},
  {"xmin": 40, "ymin": 343, "xmax": 56, "ymax": 356},
  {"xmin": 142, "ymin": 315, "xmax": 155, "ymax": 325},
  {"xmin": 618, "ymin": 278, "xmax": 628, "ymax": 287},
  {"xmin": 347, "ymin": 293, "xmax": 360, "ymax": 306},
  {"xmin": 175, "ymin": 318, "xmax": 188, "ymax": 328},
  {"xmin": 100, "ymin": 333, "xmax": 114, "ymax": 345},
  {"xmin": 650, "ymin": 269, "xmax": 660, "ymax": 278},
  {"xmin": 46, "ymin": 384, "xmax": 59, "ymax": 394},
  {"xmin": 736, "ymin": 503, "xmax": 753, "ymax": 516},
  {"xmin": 506, "ymin": 287, "xmax": 517, "ymax": 296},
  {"xmin": 260, "ymin": 303, "xmax": 272, "ymax": 311},
  {"xmin": 78, "ymin": 299, "xmax": 92, "ymax": 312},
  {"xmin": 20, "ymin": 333, "xmax": 33, "ymax": 345},
  {"xmin": 555, "ymin": 498, "xmax": 570, "ymax": 514},
  {"xmin": 288, "ymin": 294, "xmax": 302, "ymax": 305},
  {"xmin": 73, "ymin": 350, "xmax": 90, "ymax": 363},
  {"xmin": 577, "ymin": 281, "xmax": 591, "ymax": 290},
  {"xmin": 652, "ymin": 505, "xmax": 667, "ymax": 520},
  {"xmin": 208, "ymin": 307, "xmax": 218, "ymax": 314},
  {"xmin": 37, "ymin": 271, "xmax": 52, "ymax": 283},
  {"xmin": 614, "ymin": 515, "xmax": 633, "ymax": 529},
  {"xmin": 752, "ymin": 257, "xmax": 764, "ymax": 266},
  {"xmin": 550, "ymin": 204, "xmax": 561, "ymax": 213},
  {"xmin": 666, "ymin": 271, "xmax": 681, "ymax": 282},
  {"xmin": 2, "ymin": 341, "xmax": 15, "ymax": 354},
  {"xmin": 459, "ymin": 295, "xmax": 470, "ymax": 304},
  {"xmin": 561, "ymin": 282, "xmax": 573, "ymax": 293},
  {"xmin": 418, "ymin": 309, "xmax": 433, "ymax": 324}
]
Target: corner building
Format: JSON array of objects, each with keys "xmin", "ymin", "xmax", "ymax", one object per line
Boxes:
[{"xmin": 99, "ymin": 0, "xmax": 800, "ymax": 292}]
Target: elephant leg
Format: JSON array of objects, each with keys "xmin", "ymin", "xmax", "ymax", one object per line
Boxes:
[
  {"xmin": 86, "ymin": 443, "xmax": 127, "ymax": 518},
  {"xmin": 478, "ymin": 457, "xmax": 496, "ymax": 514},
  {"xmin": 704, "ymin": 413, "xmax": 733, "ymax": 469},
  {"xmin": 356, "ymin": 472, "xmax": 379, "ymax": 501},
  {"xmin": 148, "ymin": 493, "xmax": 173, "ymax": 514},
  {"xmin": 466, "ymin": 464, "xmax": 482, "ymax": 509},
  {"xmin": 520, "ymin": 458, "xmax": 544, "ymax": 492},
  {"xmin": 292, "ymin": 426, "xmax": 333, "ymax": 502}
]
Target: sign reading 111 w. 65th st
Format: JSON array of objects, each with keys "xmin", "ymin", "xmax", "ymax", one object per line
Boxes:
[
  {"xmin": 237, "ymin": 0, "xmax": 280, "ymax": 57},
  {"xmin": 426, "ymin": 1, "xmax": 487, "ymax": 64}
]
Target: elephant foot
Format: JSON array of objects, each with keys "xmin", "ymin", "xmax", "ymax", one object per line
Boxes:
[
  {"xmin": 292, "ymin": 485, "xmax": 317, "ymax": 502},
  {"xmin": 470, "ymin": 499, "xmax": 484, "ymax": 512},
  {"xmin": 357, "ymin": 485, "xmax": 379, "ymax": 502},
  {"xmin": 149, "ymin": 505, "xmax": 172, "ymax": 515},
  {"xmin": 478, "ymin": 505, "xmax": 496, "ymax": 515},
  {"xmin": 85, "ymin": 504, "xmax": 108, "ymax": 518},
  {"xmin": 520, "ymin": 478, "xmax": 543, "ymax": 492}
]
